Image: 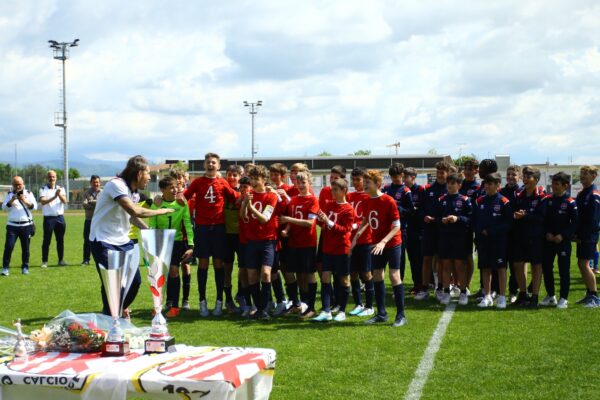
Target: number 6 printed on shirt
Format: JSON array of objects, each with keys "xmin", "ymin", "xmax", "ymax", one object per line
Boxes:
[{"xmin": 368, "ymin": 210, "xmax": 379, "ymax": 230}]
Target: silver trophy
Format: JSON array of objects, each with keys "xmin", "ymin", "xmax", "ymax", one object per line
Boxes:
[
  {"xmin": 99, "ymin": 248, "xmax": 139, "ymax": 356},
  {"xmin": 13, "ymin": 319, "xmax": 28, "ymax": 358},
  {"xmin": 140, "ymin": 229, "xmax": 176, "ymax": 353}
]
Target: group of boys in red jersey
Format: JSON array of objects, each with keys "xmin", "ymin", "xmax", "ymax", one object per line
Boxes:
[{"xmin": 159, "ymin": 152, "xmax": 600, "ymax": 323}]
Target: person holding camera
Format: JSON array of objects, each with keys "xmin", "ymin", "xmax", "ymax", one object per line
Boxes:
[
  {"xmin": 2, "ymin": 176, "xmax": 37, "ymax": 276},
  {"xmin": 39, "ymin": 170, "xmax": 68, "ymax": 268}
]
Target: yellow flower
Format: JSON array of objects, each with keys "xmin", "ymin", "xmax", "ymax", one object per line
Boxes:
[{"xmin": 30, "ymin": 326, "xmax": 53, "ymax": 349}]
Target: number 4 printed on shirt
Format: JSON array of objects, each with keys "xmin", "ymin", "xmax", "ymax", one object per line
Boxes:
[{"xmin": 204, "ymin": 186, "xmax": 216, "ymax": 204}]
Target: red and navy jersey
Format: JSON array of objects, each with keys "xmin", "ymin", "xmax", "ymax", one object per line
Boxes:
[
  {"xmin": 382, "ymin": 183, "xmax": 415, "ymax": 230},
  {"xmin": 513, "ymin": 186, "xmax": 546, "ymax": 239},
  {"xmin": 346, "ymin": 190, "xmax": 372, "ymax": 245},
  {"xmin": 184, "ymin": 176, "xmax": 239, "ymax": 226},
  {"xmin": 499, "ymin": 184, "xmax": 522, "ymax": 205},
  {"xmin": 459, "ymin": 180, "xmax": 481, "ymax": 204},
  {"xmin": 419, "ymin": 181, "xmax": 447, "ymax": 221},
  {"xmin": 319, "ymin": 201, "xmax": 355, "ymax": 255},
  {"xmin": 238, "ymin": 213, "xmax": 251, "ymax": 245},
  {"xmin": 575, "ymin": 184, "xmax": 600, "ymax": 242},
  {"xmin": 365, "ymin": 194, "xmax": 402, "ymax": 248},
  {"xmin": 473, "ymin": 193, "xmax": 512, "ymax": 239},
  {"xmin": 436, "ymin": 193, "xmax": 472, "ymax": 235},
  {"xmin": 286, "ymin": 194, "xmax": 319, "ymax": 248},
  {"xmin": 407, "ymin": 183, "xmax": 423, "ymax": 232},
  {"xmin": 246, "ymin": 191, "xmax": 279, "ymax": 241},
  {"xmin": 318, "ymin": 186, "xmax": 333, "ymax": 209},
  {"xmin": 544, "ymin": 194, "xmax": 578, "ymax": 240}
]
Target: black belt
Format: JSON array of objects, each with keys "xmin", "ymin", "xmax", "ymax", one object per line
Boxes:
[{"xmin": 9, "ymin": 221, "xmax": 32, "ymax": 225}]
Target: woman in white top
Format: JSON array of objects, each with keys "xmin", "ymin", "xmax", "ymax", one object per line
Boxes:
[{"xmin": 90, "ymin": 155, "xmax": 173, "ymax": 316}]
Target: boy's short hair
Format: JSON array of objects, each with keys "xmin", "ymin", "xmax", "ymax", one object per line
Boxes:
[
  {"xmin": 159, "ymin": 175, "xmax": 176, "ymax": 190},
  {"xmin": 403, "ymin": 167, "xmax": 417, "ymax": 177},
  {"xmin": 449, "ymin": 165, "xmax": 458, "ymax": 173},
  {"xmin": 522, "ymin": 166, "xmax": 541, "ymax": 182},
  {"xmin": 269, "ymin": 163, "xmax": 288, "ymax": 175},
  {"xmin": 551, "ymin": 171, "xmax": 570, "ymax": 185},
  {"xmin": 331, "ymin": 165, "xmax": 347, "ymax": 179},
  {"xmin": 244, "ymin": 163, "xmax": 255, "ymax": 172},
  {"xmin": 247, "ymin": 165, "xmax": 268, "ymax": 179},
  {"xmin": 580, "ymin": 165, "xmax": 598, "ymax": 176},
  {"xmin": 483, "ymin": 172, "xmax": 502, "ymax": 184},
  {"xmin": 351, "ymin": 167, "xmax": 367, "ymax": 178},
  {"xmin": 446, "ymin": 173, "xmax": 464, "ymax": 185},
  {"xmin": 169, "ymin": 168, "xmax": 186, "ymax": 179},
  {"xmin": 364, "ymin": 169, "xmax": 383, "ymax": 187},
  {"xmin": 388, "ymin": 163, "xmax": 404, "ymax": 177},
  {"xmin": 506, "ymin": 165, "xmax": 521, "ymax": 175},
  {"xmin": 330, "ymin": 178, "xmax": 348, "ymax": 192},
  {"xmin": 226, "ymin": 165, "xmax": 243, "ymax": 175},
  {"xmin": 479, "ymin": 159, "xmax": 498, "ymax": 175},
  {"xmin": 239, "ymin": 176, "xmax": 251, "ymax": 185},
  {"xmin": 90, "ymin": 174, "xmax": 100, "ymax": 182},
  {"xmin": 435, "ymin": 161, "xmax": 452, "ymax": 172},
  {"xmin": 291, "ymin": 162, "xmax": 309, "ymax": 172},
  {"xmin": 204, "ymin": 152, "xmax": 220, "ymax": 161},
  {"xmin": 296, "ymin": 171, "xmax": 312, "ymax": 182},
  {"xmin": 463, "ymin": 158, "xmax": 479, "ymax": 168}
]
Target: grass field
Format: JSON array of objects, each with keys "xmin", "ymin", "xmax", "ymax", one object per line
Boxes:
[{"xmin": 0, "ymin": 212, "xmax": 599, "ymax": 399}]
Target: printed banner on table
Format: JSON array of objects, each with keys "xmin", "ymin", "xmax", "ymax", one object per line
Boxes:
[{"xmin": 0, "ymin": 345, "xmax": 276, "ymax": 400}]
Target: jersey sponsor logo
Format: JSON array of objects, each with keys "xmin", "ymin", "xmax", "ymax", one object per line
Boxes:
[
  {"xmin": 493, "ymin": 205, "xmax": 501, "ymax": 212},
  {"xmin": 560, "ymin": 202, "xmax": 568, "ymax": 210},
  {"xmin": 456, "ymin": 200, "xmax": 463, "ymax": 207}
]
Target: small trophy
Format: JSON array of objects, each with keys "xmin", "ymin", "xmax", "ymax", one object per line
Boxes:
[
  {"xmin": 141, "ymin": 229, "xmax": 176, "ymax": 354},
  {"xmin": 13, "ymin": 319, "xmax": 28, "ymax": 358},
  {"xmin": 99, "ymin": 248, "xmax": 138, "ymax": 357}
]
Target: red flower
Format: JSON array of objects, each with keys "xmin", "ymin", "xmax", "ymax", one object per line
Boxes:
[{"xmin": 68, "ymin": 322, "xmax": 83, "ymax": 331}]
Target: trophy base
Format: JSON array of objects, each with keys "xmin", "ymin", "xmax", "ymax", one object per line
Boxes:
[
  {"xmin": 145, "ymin": 336, "xmax": 175, "ymax": 354},
  {"xmin": 101, "ymin": 341, "xmax": 130, "ymax": 357}
]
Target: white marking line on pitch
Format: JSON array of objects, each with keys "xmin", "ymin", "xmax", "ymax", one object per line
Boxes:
[{"xmin": 404, "ymin": 302, "xmax": 457, "ymax": 400}]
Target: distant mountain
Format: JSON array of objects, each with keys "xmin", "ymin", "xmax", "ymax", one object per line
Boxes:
[{"xmin": 12, "ymin": 159, "xmax": 126, "ymax": 178}]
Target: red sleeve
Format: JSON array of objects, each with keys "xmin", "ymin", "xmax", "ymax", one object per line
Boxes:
[
  {"xmin": 183, "ymin": 178, "xmax": 199, "ymax": 199},
  {"xmin": 328, "ymin": 207, "xmax": 354, "ymax": 234},
  {"xmin": 223, "ymin": 179, "xmax": 240, "ymax": 202}
]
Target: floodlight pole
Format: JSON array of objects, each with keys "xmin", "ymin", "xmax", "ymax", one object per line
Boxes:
[
  {"xmin": 49, "ymin": 39, "xmax": 79, "ymax": 203},
  {"xmin": 243, "ymin": 101, "xmax": 262, "ymax": 164}
]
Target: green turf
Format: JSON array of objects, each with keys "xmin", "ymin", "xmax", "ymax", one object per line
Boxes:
[{"xmin": 0, "ymin": 213, "xmax": 598, "ymax": 399}]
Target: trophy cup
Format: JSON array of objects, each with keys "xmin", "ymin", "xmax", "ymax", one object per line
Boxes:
[
  {"xmin": 141, "ymin": 229, "xmax": 176, "ymax": 354},
  {"xmin": 99, "ymin": 248, "xmax": 138, "ymax": 357},
  {"xmin": 13, "ymin": 319, "xmax": 28, "ymax": 358}
]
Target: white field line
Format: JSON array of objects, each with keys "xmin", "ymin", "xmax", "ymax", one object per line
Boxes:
[{"xmin": 404, "ymin": 302, "xmax": 457, "ymax": 400}]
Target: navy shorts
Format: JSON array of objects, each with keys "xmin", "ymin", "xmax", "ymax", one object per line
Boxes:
[
  {"xmin": 372, "ymin": 245, "xmax": 402, "ymax": 270},
  {"xmin": 476, "ymin": 236, "xmax": 508, "ymax": 270},
  {"xmin": 351, "ymin": 244, "xmax": 373, "ymax": 273},
  {"xmin": 464, "ymin": 230, "xmax": 474, "ymax": 256},
  {"xmin": 238, "ymin": 243, "xmax": 248, "ymax": 269},
  {"xmin": 287, "ymin": 247, "xmax": 317, "ymax": 274},
  {"xmin": 576, "ymin": 241, "xmax": 597, "ymax": 260},
  {"xmin": 438, "ymin": 233, "xmax": 468, "ymax": 260},
  {"xmin": 421, "ymin": 224, "xmax": 438, "ymax": 257},
  {"xmin": 278, "ymin": 237, "xmax": 289, "ymax": 269},
  {"xmin": 194, "ymin": 224, "xmax": 226, "ymax": 259},
  {"xmin": 246, "ymin": 240, "xmax": 276, "ymax": 270},
  {"xmin": 322, "ymin": 254, "xmax": 350, "ymax": 275},
  {"xmin": 316, "ymin": 233, "xmax": 324, "ymax": 263},
  {"xmin": 223, "ymin": 233, "xmax": 240, "ymax": 263},
  {"xmin": 512, "ymin": 237, "xmax": 543, "ymax": 265},
  {"xmin": 169, "ymin": 241, "xmax": 189, "ymax": 267}
]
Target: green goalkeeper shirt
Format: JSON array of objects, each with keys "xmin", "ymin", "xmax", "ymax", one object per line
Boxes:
[{"xmin": 149, "ymin": 198, "xmax": 194, "ymax": 246}]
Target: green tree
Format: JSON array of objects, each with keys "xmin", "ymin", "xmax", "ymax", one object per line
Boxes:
[
  {"xmin": 453, "ymin": 154, "xmax": 479, "ymax": 167},
  {"xmin": 69, "ymin": 168, "xmax": 81, "ymax": 180},
  {"xmin": 0, "ymin": 163, "xmax": 11, "ymax": 184},
  {"xmin": 349, "ymin": 149, "xmax": 371, "ymax": 156},
  {"xmin": 427, "ymin": 148, "xmax": 438, "ymax": 155},
  {"xmin": 317, "ymin": 150, "xmax": 332, "ymax": 157}
]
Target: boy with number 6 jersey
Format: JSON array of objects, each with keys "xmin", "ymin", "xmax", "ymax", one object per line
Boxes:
[{"xmin": 353, "ymin": 170, "xmax": 407, "ymax": 327}]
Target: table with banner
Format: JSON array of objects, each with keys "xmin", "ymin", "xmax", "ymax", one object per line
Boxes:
[{"xmin": 0, "ymin": 345, "xmax": 276, "ymax": 400}]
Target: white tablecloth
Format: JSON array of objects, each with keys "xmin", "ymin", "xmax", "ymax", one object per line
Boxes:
[{"xmin": 0, "ymin": 345, "xmax": 275, "ymax": 399}]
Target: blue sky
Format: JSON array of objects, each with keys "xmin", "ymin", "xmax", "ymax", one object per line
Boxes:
[{"xmin": 0, "ymin": 0, "xmax": 599, "ymax": 166}]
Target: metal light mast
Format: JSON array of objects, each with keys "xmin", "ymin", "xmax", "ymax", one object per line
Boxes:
[{"xmin": 243, "ymin": 100, "xmax": 262, "ymax": 163}]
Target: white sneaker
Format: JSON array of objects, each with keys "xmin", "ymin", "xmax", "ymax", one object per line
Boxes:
[
  {"xmin": 349, "ymin": 305, "xmax": 365, "ymax": 316},
  {"xmin": 440, "ymin": 293, "xmax": 451, "ymax": 305},
  {"xmin": 333, "ymin": 312, "xmax": 346, "ymax": 322},
  {"xmin": 458, "ymin": 293, "xmax": 468, "ymax": 306},
  {"xmin": 212, "ymin": 300, "xmax": 223, "ymax": 316},
  {"xmin": 465, "ymin": 288, "xmax": 471, "ymax": 296},
  {"xmin": 41, "ymin": 263, "xmax": 48, "ymax": 269},
  {"xmin": 199, "ymin": 300, "xmax": 209, "ymax": 317},
  {"xmin": 330, "ymin": 305, "xmax": 341, "ymax": 314},
  {"xmin": 272, "ymin": 302, "xmax": 287, "ymax": 316},
  {"xmin": 415, "ymin": 290, "xmax": 429, "ymax": 301},
  {"xmin": 300, "ymin": 302, "xmax": 308, "ymax": 314},
  {"xmin": 478, "ymin": 295, "xmax": 493, "ymax": 308},
  {"xmin": 312, "ymin": 311, "xmax": 332, "ymax": 322},
  {"xmin": 357, "ymin": 307, "xmax": 374, "ymax": 317},
  {"xmin": 540, "ymin": 295, "xmax": 557, "ymax": 306},
  {"xmin": 510, "ymin": 294, "xmax": 517, "ymax": 304},
  {"xmin": 496, "ymin": 295, "xmax": 507, "ymax": 309},
  {"xmin": 240, "ymin": 305, "xmax": 250, "ymax": 317},
  {"xmin": 556, "ymin": 298, "xmax": 568, "ymax": 309},
  {"xmin": 450, "ymin": 285, "xmax": 461, "ymax": 298}
]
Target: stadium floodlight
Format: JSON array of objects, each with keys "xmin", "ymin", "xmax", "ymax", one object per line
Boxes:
[
  {"xmin": 243, "ymin": 100, "xmax": 262, "ymax": 164},
  {"xmin": 48, "ymin": 39, "xmax": 79, "ymax": 204}
]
